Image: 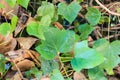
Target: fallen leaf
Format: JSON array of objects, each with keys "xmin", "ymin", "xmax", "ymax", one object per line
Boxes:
[
  {"xmin": 14, "ymin": 16, "xmax": 34, "ymax": 36},
  {"xmin": 0, "ymin": 0, "xmax": 19, "ymax": 18},
  {"xmin": 73, "ymin": 72, "xmax": 86, "ymax": 80},
  {"xmin": 53, "ymin": 22, "xmax": 63, "ymax": 30},
  {"xmin": 6, "ymin": 49, "xmax": 40, "ymax": 63},
  {"xmin": 12, "ymin": 59, "xmax": 35, "ymax": 71},
  {"xmin": 10, "ymin": 72, "xmax": 22, "ymax": 80},
  {"xmin": 0, "ymin": 34, "xmax": 17, "ymax": 54},
  {"xmin": 16, "ymin": 37, "xmax": 38, "ymax": 49}
]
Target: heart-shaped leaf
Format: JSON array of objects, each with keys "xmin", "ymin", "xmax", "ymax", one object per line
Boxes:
[
  {"xmin": 85, "ymin": 7, "xmax": 101, "ymax": 26},
  {"xmin": 58, "ymin": 2, "xmax": 81, "ymax": 23},
  {"xmin": 71, "ymin": 41, "xmax": 104, "ymax": 71},
  {"xmin": 37, "ymin": 1, "xmax": 55, "ymax": 18},
  {"xmin": 78, "ymin": 23, "xmax": 94, "ymax": 40},
  {"xmin": 26, "ymin": 21, "xmax": 45, "ymax": 40},
  {"xmin": 94, "ymin": 38, "xmax": 120, "ymax": 75},
  {"xmin": 35, "ymin": 27, "xmax": 75, "ymax": 60}
]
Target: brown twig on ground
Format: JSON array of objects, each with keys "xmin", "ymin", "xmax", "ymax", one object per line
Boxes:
[
  {"xmin": 26, "ymin": 50, "xmax": 41, "ymax": 67},
  {"xmin": 88, "ymin": 34, "xmax": 120, "ymax": 47},
  {"xmin": 95, "ymin": 0, "xmax": 120, "ymax": 16},
  {"xmin": 12, "ymin": 60, "xmax": 24, "ymax": 79}
]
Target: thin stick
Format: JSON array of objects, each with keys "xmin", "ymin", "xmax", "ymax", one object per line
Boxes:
[
  {"xmin": 12, "ymin": 60, "xmax": 24, "ymax": 79},
  {"xmin": 95, "ymin": 0, "xmax": 120, "ymax": 16},
  {"xmin": 26, "ymin": 50, "xmax": 40, "ymax": 67}
]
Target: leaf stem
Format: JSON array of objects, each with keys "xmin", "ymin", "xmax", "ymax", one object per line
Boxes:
[{"xmin": 57, "ymin": 52, "xmax": 69, "ymax": 78}]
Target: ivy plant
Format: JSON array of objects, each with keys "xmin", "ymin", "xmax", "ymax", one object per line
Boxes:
[{"xmin": 1, "ymin": 0, "xmax": 120, "ymax": 80}]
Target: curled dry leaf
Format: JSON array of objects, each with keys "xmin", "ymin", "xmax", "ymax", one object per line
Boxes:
[
  {"xmin": 16, "ymin": 37, "xmax": 38, "ymax": 49},
  {"xmin": 0, "ymin": 34, "xmax": 17, "ymax": 54},
  {"xmin": 12, "ymin": 59, "xmax": 35, "ymax": 71},
  {"xmin": 73, "ymin": 72, "xmax": 86, "ymax": 80}
]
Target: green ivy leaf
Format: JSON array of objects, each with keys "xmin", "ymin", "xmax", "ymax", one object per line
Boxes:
[
  {"xmin": 94, "ymin": 39, "xmax": 120, "ymax": 75},
  {"xmin": 78, "ymin": 23, "xmax": 94, "ymax": 40},
  {"xmin": 40, "ymin": 15, "xmax": 51, "ymax": 27},
  {"xmin": 11, "ymin": 15, "xmax": 18, "ymax": 32},
  {"xmin": 0, "ymin": 54, "xmax": 5, "ymax": 73},
  {"xmin": 40, "ymin": 57, "xmax": 59, "ymax": 75},
  {"xmin": 35, "ymin": 27, "xmax": 75, "ymax": 60},
  {"xmin": 37, "ymin": 1, "xmax": 55, "ymax": 18},
  {"xmin": 0, "ymin": 23, "xmax": 11, "ymax": 36},
  {"xmin": 6, "ymin": 0, "xmax": 16, "ymax": 8},
  {"xmin": 58, "ymin": 2, "xmax": 81, "ymax": 23},
  {"xmin": 71, "ymin": 41, "xmax": 104, "ymax": 71},
  {"xmin": 51, "ymin": 69, "xmax": 64, "ymax": 80},
  {"xmin": 17, "ymin": 0, "xmax": 30, "ymax": 9},
  {"xmin": 88, "ymin": 67, "xmax": 107, "ymax": 80},
  {"xmin": 26, "ymin": 21, "xmax": 45, "ymax": 40},
  {"xmin": 85, "ymin": 7, "xmax": 101, "ymax": 25}
]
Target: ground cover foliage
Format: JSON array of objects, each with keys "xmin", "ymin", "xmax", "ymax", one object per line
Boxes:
[{"xmin": 0, "ymin": 0, "xmax": 120, "ymax": 80}]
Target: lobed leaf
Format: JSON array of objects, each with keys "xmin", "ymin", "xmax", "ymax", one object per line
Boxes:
[
  {"xmin": 58, "ymin": 2, "xmax": 81, "ymax": 23},
  {"xmin": 71, "ymin": 41, "xmax": 104, "ymax": 71},
  {"xmin": 94, "ymin": 39, "xmax": 120, "ymax": 75},
  {"xmin": 35, "ymin": 27, "xmax": 75, "ymax": 60},
  {"xmin": 85, "ymin": 7, "xmax": 101, "ymax": 26}
]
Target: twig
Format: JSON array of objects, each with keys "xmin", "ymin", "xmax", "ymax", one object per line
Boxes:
[
  {"xmin": 95, "ymin": 0, "xmax": 120, "ymax": 16},
  {"xmin": 88, "ymin": 34, "xmax": 120, "ymax": 47},
  {"xmin": 26, "ymin": 50, "xmax": 41, "ymax": 67},
  {"xmin": 12, "ymin": 60, "xmax": 24, "ymax": 79}
]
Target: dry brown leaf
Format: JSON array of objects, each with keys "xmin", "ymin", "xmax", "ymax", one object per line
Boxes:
[
  {"xmin": 25, "ymin": 50, "xmax": 40, "ymax": 67},
  {"xmin": 6, "ymin": 49, "xmax": 30, "ymax": 59},
  {"xmin": 14, "ymin": 16, "xmax": 35, "ymax": 36},
  {"xmin": 16, "ymin": 37, "xmax": 38, "ymax": 49},
  {"xmin": 10, "ymin": 72, "xmax": 22, "ymax": 80},
  {"xmin": 73, "ymin": 72, "xmax": 86, "ymax": 80},
  {"xmin": 29, "ymin": 50, "xmax": 40, "ymax": 60},
  {"xmin": 12, "ymin": 59, "xmax": 35, "ymax": 71},
  {"xmin": 0, "ymin": 0, "xmax": 19, "ymax": 18},
  {"xmin": 6, "ymin": 49, "xmax": 40, "ymax": 69},
  {"xmin": 4, "ymin": 70, "xmax": 16, "ymax": 80},
  {"xmin": 0, "ymin": 34, "xmax": 17, "ymax": 54},
  {"xmin": 88, "ymin": 36, "xmax": 93, "ymax": 42},
  {"xmin": 53, "ymin": 22, "xmax": 63, "ymax": 30}
]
